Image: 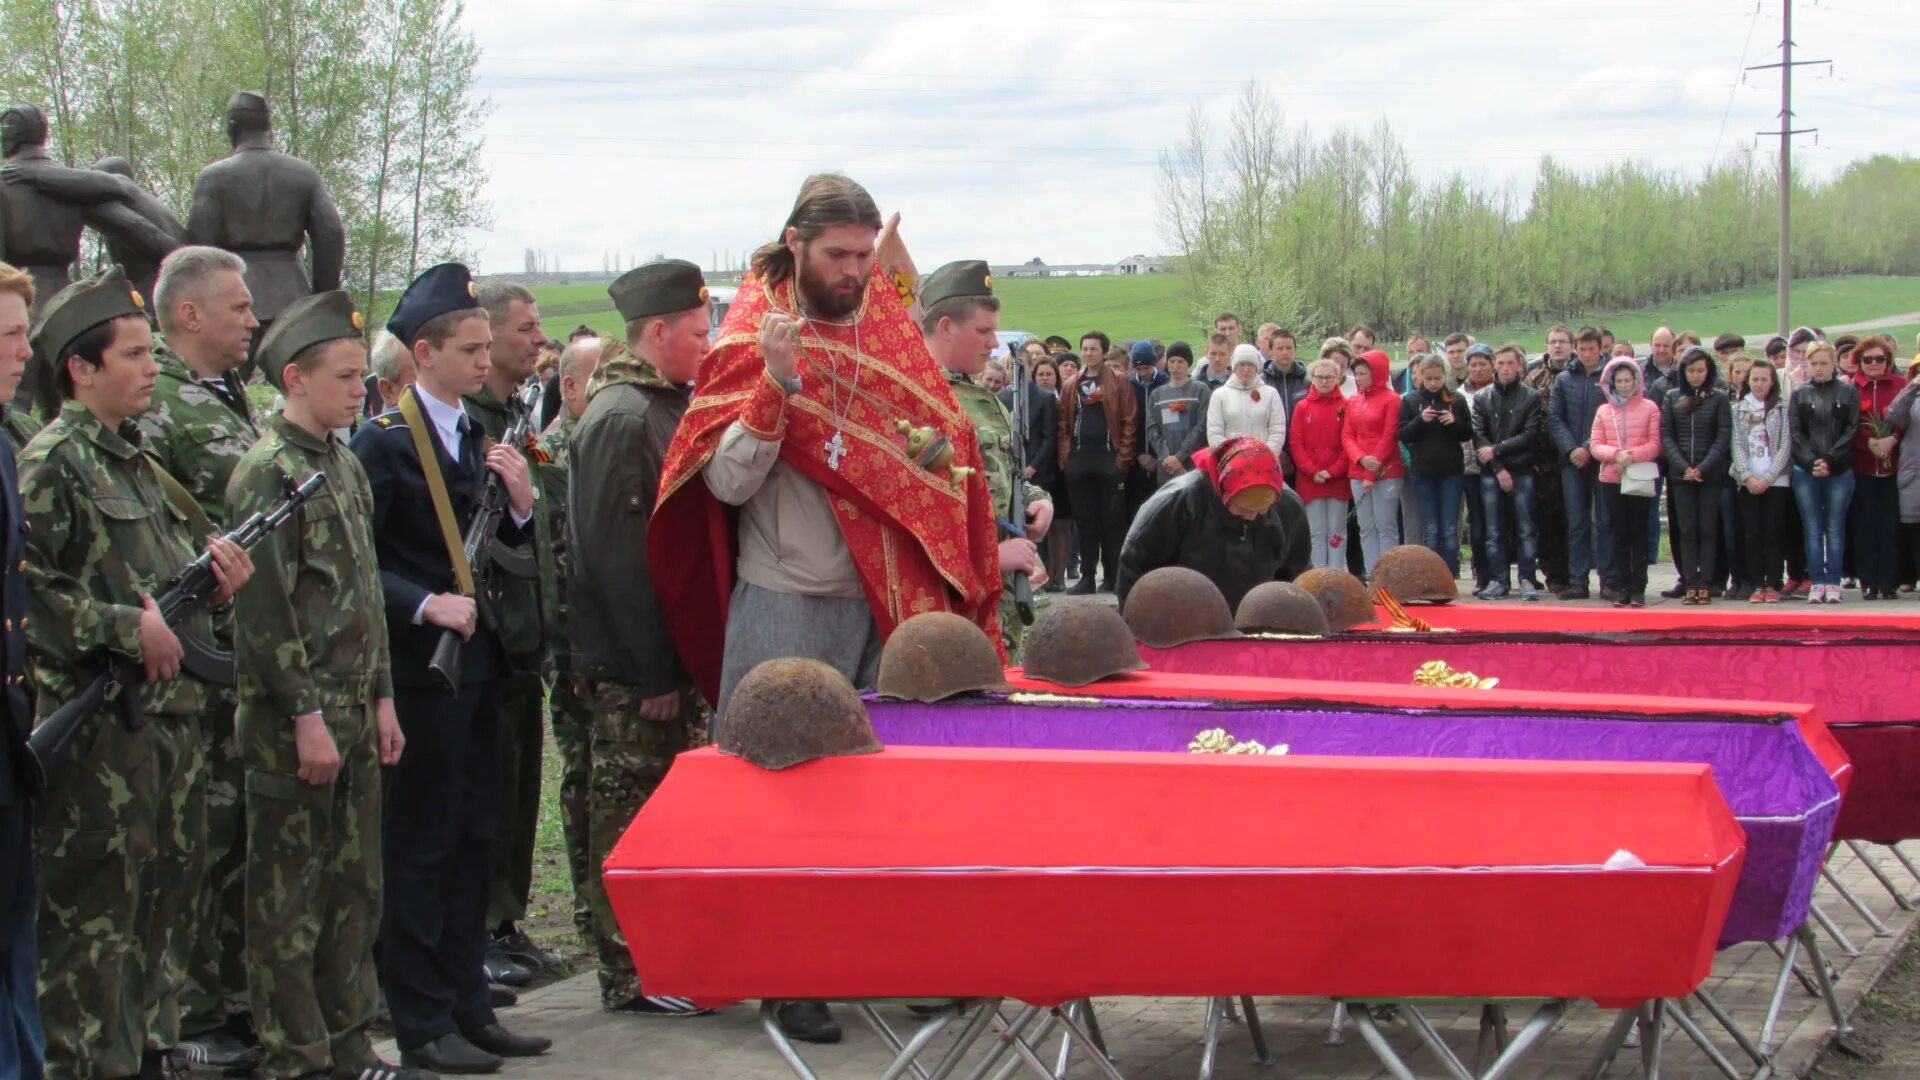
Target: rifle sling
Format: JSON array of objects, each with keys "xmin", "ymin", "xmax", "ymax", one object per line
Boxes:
[
  {"xmin": 398, "ymin": 387, "xmax": 476, "ymax": 598},
  {"xmin": 144, "ymin": 458, "xmax": 215, "ymax": 541}
]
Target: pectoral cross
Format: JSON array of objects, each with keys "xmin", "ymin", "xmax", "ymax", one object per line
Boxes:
[{"xmin": 824, "ymin": 431, "xmax": 849, "ymax": 470}]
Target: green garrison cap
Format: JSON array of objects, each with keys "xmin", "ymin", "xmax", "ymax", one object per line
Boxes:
[
  {"xmin": 30, "ymin": 266, "xmax": 146, "ymax": 402},
  {"xmin": 608, "ymin": 259, "xmax": 708, "ymax": 322},
  {"xmin": 919, "ymin": 260, "xmax": 993, "ymax": 310},
  {"xmin": 256, "ymin": 290, "xmax": 365, "ymax": 390}
]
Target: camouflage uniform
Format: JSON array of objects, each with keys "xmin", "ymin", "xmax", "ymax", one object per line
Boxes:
[
  {"xmin": 534, "ymin": 417, "xmax": 593, "ymax": 939},
  {"xmin": 946, "ymin": 371, "xmax": 1049, "ymax": 659},
  {"xmin": 226, "ymin": 413, "xmax": 391, "ymax": 1080},
  {"xmin": 2, "ymin": 406, "xmax": 42, "ymax": 458},
  {"xmin": 463, "ymin": 386, "xmax": 552, "ymax": 935},
  {"xmin": 22, "ymin": 404, "xmax": 216, "ymax": 1080},
  {"xmin": 134, "ymin": 343, "xmax": 258, "ymax": 1037}
]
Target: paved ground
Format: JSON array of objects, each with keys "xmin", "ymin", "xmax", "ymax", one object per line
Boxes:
[{"xmin": 378, "ymin": 845, "xmax": 1918, "ymax": 1078}]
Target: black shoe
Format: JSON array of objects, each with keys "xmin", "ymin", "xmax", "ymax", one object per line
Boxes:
[
  {"xmin": 1660, "ymin": 584, "xmax": 1686, "ymax": 599},
  {"xmin": 1096, "ymin": 580, "xmax": 1115, "ymax": 593},
  {"xmin": 482, "ymin": 946, "xmax": 532, "ymax": 987},
  {"xmin": 1555, "ymin": 586, "xmax": 1589, "ymax": 601},
  {"xmin": 1598, "ymin": 587, "xmax": 1622, "ymax": 603},
  {"xmin": 1630, "ymin": 593, "xmax": 1647, "ymax": 608},
  {"xmin": 400, "ymin": 1033, "xmax": 501, "ymax": 1075},
  {"xmin": 1066, "ymin": 580, "xmax": 1096, "ymax": 596},
  {"xmin": 458, "ymin": 1022, "xmax": 551, "ymax": 1058},
  {"xmin": 776, "ymin": 1001, "xmax": 843, "ymax": 1044},
  {"xmin": 613, "ymin": 994, "xmax": 714, "ymax": 1016},
  {"xmin": 1042, "ymin": 581, "xmax": 1065, "ymax": 594},
  {"xmin": 490, "ymin": 984, "xmax": 519, "ymax": 1008},
  {"xmin": 173, "ymin": 1028, "xmax": 262, "ymax": 1074},
  {"xmin": 493, "ymin": 926, "xmax": 567, "ymax": 975},
  {"xmin": 354, "ymin": 1060, "xmax": 440, "ymax": 1080}
]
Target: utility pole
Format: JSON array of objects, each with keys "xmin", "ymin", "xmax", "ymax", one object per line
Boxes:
[{"xmin": 1748, "ymin": 0, "xmax": 1826, "ymax": 336}]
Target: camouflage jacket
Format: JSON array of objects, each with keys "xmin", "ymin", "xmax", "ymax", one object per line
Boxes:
[
  {"xmin": 534, "ymin": 416, "xmax": 574, "ymax": 672},
  {"xmin": 134, "ymin": 343, "xmax": 259, "ymax": 528},
  {"xmin": 947, "ymin": 370, "xmax": 1050, "ymax": 655},
  {"xmin": 2, "ymin": 407, "xmax": 42, "ymax": 459},
  {"xmin": 226, "ymin": 413, "xmax": 393, "ymax": 717},
  {"xmin": 464, "ymin": 384, "xmax": 551, "ymax": 666},
  {"xmin": 21, "ymin": 404, "xmax": 216, "ymax": 720}
]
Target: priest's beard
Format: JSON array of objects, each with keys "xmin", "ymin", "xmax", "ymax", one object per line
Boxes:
[{"xmin": 795, "ymin": 245, "xmax": 864, "ymax": 320}]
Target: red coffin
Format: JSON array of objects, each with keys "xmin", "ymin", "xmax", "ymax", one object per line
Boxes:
[{"xmin": 606, "ymin": 746, "xmax": 1745, "ymax": 1009}]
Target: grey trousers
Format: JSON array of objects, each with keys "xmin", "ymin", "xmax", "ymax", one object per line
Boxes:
[{"xmin": 711, "ymin": 581, "xmax": 884, "ymax": 741}]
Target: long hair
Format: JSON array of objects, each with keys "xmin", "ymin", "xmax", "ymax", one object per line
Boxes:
[
  {"xmin": 749, "ymin": 173, "xmax": 882, "ymax": 286},
  {"xmin": 1746, "ymin": 356, "xmax": 1782, "ymax": 410}
]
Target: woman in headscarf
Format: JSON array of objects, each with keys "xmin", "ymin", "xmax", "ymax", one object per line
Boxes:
[{"xmin": 1116, "ymin": 436, "xmax": 1311, "ymax": 610}]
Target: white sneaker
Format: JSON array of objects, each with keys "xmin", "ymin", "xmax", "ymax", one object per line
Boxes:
[
  {"xmin": 1827, "ymin": 584, "xmax": 1844, "ymax": 604},
  {"xmin": 1809, "ymin": 585, "xmax": 1826, "ymax": 604}
]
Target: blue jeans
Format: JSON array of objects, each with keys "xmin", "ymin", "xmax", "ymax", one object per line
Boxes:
[
  {"xmin": 1791, "ymin": 468, "xmax": 1856, "ymax": 585},
  {"xmin": 1481, "ymin": 472, "xmax": 1539, "ymax": 585},
  {"xmin": 1560, "ymin": 461, "xmax": 1615, "ymax": 589},
  {"xmin": 1410, "ymin": 473, "xmax": 1465, "ymax": 575}
]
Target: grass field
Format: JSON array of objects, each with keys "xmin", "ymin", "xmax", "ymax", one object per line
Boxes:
[{"xmin": 520, "ymin": 273, "xmax": 1918, "ymax": 356}]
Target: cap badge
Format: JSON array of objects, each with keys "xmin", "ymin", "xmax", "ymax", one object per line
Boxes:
[
  {"xmin": 129, "ymin": 289, "xmax": 145, "ymax": 310},
  {"xmin": 466, "ymin": 280, "xmax": 477, "ymax": 298},
  {"xmin": 350, "ymin": 310, "xmax": 365, "ymax": 331},
  {"xmin": 983, "ymin": 273, "xmax": 993, "ymax": 289},
  {"xmin": 698, "ymin": 285, "xmax": 710, "ymax": 302}
]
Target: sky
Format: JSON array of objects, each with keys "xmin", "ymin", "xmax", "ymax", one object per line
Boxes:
[{"xmin": 463, "ymin": 0, "xmax": 1919, "ymax": 275}]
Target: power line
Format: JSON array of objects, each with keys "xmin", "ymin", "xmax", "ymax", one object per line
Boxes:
[{"xmin": 1711, "ymin": 1, "xmax": 1766, "ymax": 162}]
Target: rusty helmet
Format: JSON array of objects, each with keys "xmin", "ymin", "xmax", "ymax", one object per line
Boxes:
[
  {"xmin": 876, "ymin": 611, "xmax": 1011, "ymax": 702},
  {"xmin": 1021, "ymin": 598, "xmax": 1148, "ymax": 687},
  {"xmin": 1235, "ymin": 581, "xmax": 1331, "ymax": 636},
  {"xmin": 1372, "ymin": 545, "xmax": 1459, "ymax": 604},
  {"xmin": 1294, "ymin": 567, "xmax": 1376, "ymax": 632},
  {"xmin": 717, "ymin": 658, "xmax": 881, "ymax": 770},
  {"xmin": 1122, "ymin": 567, "xmax": 1241, "ymax": 648}
]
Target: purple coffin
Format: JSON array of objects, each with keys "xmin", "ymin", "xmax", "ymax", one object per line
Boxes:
[{"xmin": 865, "ymin": 694, "xmax": 1839, "ymax": 946}]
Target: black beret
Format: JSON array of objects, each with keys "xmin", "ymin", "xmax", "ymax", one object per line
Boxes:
[
  {"xmin": 257, "ymin": 290, "xmax": 364, "ymax": 390},
  {"xmin": 387, "ymin": 262, "xmax": 480, "ymax": 346},
  {"xmin": 30, "ymin": 266, "xmax": 146, "ymax": 401},
  {"xmin": 608, "ymin": 259, "xmax": 708, "ymax": 322},
  {"xmin": 920, "ymin": 260, "xmax": 993, "ymax": 311}
]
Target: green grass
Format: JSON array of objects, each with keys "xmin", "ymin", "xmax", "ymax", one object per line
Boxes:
[{"xmin": 993, "ymin": 274, "xmax": 1201, "ymax": 344}]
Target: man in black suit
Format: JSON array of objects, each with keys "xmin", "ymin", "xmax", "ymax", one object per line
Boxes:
[
  {"xmin": 0, "ymin": 263, "xmax": 39, "ymax": 1080},
  {"xmin": 349, "ymin": 262, "xmax": 551, "ymax": 1074}
]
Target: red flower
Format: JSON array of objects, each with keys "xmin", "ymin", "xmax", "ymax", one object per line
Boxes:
[
  {"xmin": 1169, "ymin": 399, "xmax": 1189, "ymax": 414},
  {"xmin": 1250, "ymin": 389, "xmax": 1261, "ymax": 402}
]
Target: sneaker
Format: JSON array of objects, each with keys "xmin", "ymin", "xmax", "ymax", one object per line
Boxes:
[
  {"xmin": 1599, "ymin": 587, "xmax": 1622, "ymax": 603},
  {"xmin": 1843, "ymin": 577, "xmax": 1858, "ymax": 590},
  {"xmin": 483, "ymin": 944, "xmax": 533, "ymax": 987},
  {"xmin": 1764, "ymin": 588, "xmax": 1781, "ymax": 603},
  {"xmin": 172, "ymin": 1029, "xmax": 262, "ymax": 1074},
  {"xmin": 494, "ymin": 926, "xmax": 568, "ymax": 975},
  {"xmin": 1520, "ymin": 580, "xmax": 1541, "ymax": 602},
  {"xmin": 1809, "ymin": 586, "xmax": 1826, "ymax": 605},
  {"xmin": 1827, "ymin": 585, "xmax": 1844, "ymax": 604},
  {"xmin": 1749, "ymin": 588, "xmax": 1766, "ymax": 604},
  {"xmin": 1629, "ymin": 593, "xmax": 1646, "ymax": 608},
  {"xmin": 355, "ymin": 1062, "xmax": 438, "ymax": 1080},
  {"xmin": 1474, "ymin": 582, "xmax": 1509, "ymax": 600},
  {"xmin": 614, "ymin": 995, "xmax": 715, "ymax": 1017},
  {"xmin": 1612, "ymin": 593, "xmax": 1629, "ymax": 608}
]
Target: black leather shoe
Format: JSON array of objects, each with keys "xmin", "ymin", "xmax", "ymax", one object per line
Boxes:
[
  {"xmin": 1555, "ymin": 586, "xmax": 1589, "ymax": 601},
  {"xmin": 482, "ymin": 946, "xmax": 532, "ymax": 987},
  {"xmin": 400, "ymin": 1033, "xmax": 501, "ymax": 1075},
  {"xmin": 1066, "ymin": 580, "xmax": 1095, "ymax": 595},
  {"xmin": 458, "ymin": 1022, "xmax": 551, "ymax": 1058},
  {"xmin": 494, "ymin": 925, "xmax": 567, "ymax": 974},
  {"xmin": 776, "ymin": 1001, "xmax": 843, "ymax": 1044},
  {"xmin": 1660, "ymin": 584, "xmax": 1686, "ymax": 599},
  {"xmin": 490, "ymin": 984, "xmax": 519, "ymax": 1008}
]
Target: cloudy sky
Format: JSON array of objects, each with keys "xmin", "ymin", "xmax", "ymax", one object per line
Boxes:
[{"xmin": 462, "ymin": 0, "xmax": 1918, "ymax": 274}]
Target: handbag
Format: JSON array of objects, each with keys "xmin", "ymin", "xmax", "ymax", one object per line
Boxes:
[{"xmin": 1620, "ymin": 461, "xmax": 1658, "ymax": 497}]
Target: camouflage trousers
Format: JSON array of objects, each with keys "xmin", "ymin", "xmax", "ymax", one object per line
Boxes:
[
  {"xmin": 35, "ymin": 712, "xmax": 208, "ymax": 1080},
  {"xmin": 997, "ymin": 572, "xmax": 1048, "ymax": 663},
  {"xmin": 182, "ymin": 691, "xmax": 247, "ymax": 1036},
  {"xmin": 238, "ymin": 698, "xmax": 382, "ymax": 1079},
  {"xmin": 549, "ymin": 676, "xmax": 592, "ymax": 942},
  {"xmin": 580, "ymin": 681, "xmax": 708, "ymax": 1009},
  {"xmin": 486, "ymin": 668, "xmax": 547, "ymax": 932}
]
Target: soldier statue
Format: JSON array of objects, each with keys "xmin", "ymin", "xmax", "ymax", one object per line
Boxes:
[
  {"xmin": 187, "ymin": 92, "xmax": 345, "ymax": 355},
  {"xmin": 0, "ymin": 152, "xmax": 186, "ymax": 305}
]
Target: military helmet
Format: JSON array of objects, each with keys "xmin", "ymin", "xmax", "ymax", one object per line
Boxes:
[
  {"xmin": 1235, "ymin": 581, "xmax": 1331, "ymax": 636},
  {"xmin": 876, "ymin": 611, "xmax": 1011, "ymax": 703},
  {"xmin": 1295, "ymin": 567, "xmax": 1376, "ymax": 632},
  {"xmin": 1021, "ymin": 598, "xmax": 1148, "ymax": 687},
  {"xmin": 1372, "ymin": 545, "xmax": 1459, "ymax": 604},
  {"xmin": 716, "ymin": 658, "xmax": 881, "ymax": 770},
  {"xmin": 1122, "ymin": 567, "xmax": 1241, "ymax": 648}
]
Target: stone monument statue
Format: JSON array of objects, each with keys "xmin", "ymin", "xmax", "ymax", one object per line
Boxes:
[
  {"xmin": 0, "ymin": 152, "xmax": 188, "ymax": 305},
  {"xmin": 186, "ymin": 91, "xmax": 345, "ymax": 351}
]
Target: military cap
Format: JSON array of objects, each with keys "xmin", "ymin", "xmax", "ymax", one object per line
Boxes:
[
  {"xmin": 608, "ymin": 259, "xmax": 708, "ymax": 322},
  {"xmin": 256, "ymin": 290, "xmax": 365, "ymax": 390},
  {"xmin": 386, "ymin": 262, "xmax": 481, "ymax": 346},
  {"xmin": 1043, "ymin": 335, "xmax": 1072, "ymax": 351},
  {"xmin": 919, "ymin": 260, "xmax": 993, "ymax": 310},
  {"xmin": 30, "ymin": 266, "xmax": 146, "ymax": 400}
]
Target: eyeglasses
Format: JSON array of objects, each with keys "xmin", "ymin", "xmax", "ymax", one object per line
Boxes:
[{"xmin": 1860, "ymin": 354, "xmax": 1891, "ymax": 364}]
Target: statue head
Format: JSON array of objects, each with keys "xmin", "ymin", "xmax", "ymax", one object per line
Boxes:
[
  {"xmin": 93, "ymin": 156, "xmax": 134, "ymax": 179},
  {"xmin": 225, "ymin": 91, "xmax": 271, "ymax": 146},
  {"xmin": 1, "ymin": 104, "xmax": 48, "ymax": 158}
]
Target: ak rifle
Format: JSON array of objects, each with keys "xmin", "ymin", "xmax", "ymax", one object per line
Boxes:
[{"xmin": 1003, "ymin": 342, "xmax": 1034, "ymax": 624}]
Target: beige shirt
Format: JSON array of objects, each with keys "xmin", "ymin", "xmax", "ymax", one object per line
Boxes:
[{"xmin": 702, "ymin": 421, "xmax": 863, "ymax": 598}]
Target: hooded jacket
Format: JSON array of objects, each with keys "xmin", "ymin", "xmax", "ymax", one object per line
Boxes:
[
  {"xmin": 1550, "ymin": 355, "xmax": 1609, "ymax": 464},
  {"xmin": 1396, "ymin": 383, "xmax": 1472, "ymax": 478},
  {"xmin": 1057, "ymin": 366, "xmax": 1138, "ymax": 473},
  {"xmin": 1115, "ymin": 445, "xmax": 1311, "ymax": 610},
  {"xmin": 1288, "ymin": 385, "xmax": 1350, "ymax": 502},
  {"xmin": 1659, "ymin": 361, "xmax": 1732, "ymax": 480},
  {"xmin": 1851, "ymin": 368, "xmax": 1907, "ymax": 478},
  {"xmin": 1206, "ymin": 370, "xmax": 1288, "ymax": 458},
  {"xmin": 1471, "ymin": 375, "xmax": 1542, "ymax": 475},
  {"xmin": 1789, "ymin": 373, "xmax": 1860, "ymax": 475},
  {"xmin": 1590, "ymin": 357, "xmax": 1662, "ymax": 486},
  {"xmin": 1341, "ymin": 374, "xmax": 1405, "ymax": 481}
]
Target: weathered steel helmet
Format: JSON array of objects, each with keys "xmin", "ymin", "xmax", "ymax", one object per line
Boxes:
[
  {"xmin": 876, "ymin": 611, "xmax": 1011, "ymax": 703},
  {"xmin": 717, "ymin": 658, "xmax": 881, "ymax": 770},
  {"xmin": 1295, "ymin": 567, "xmax": 1376, "ymax": 632},
  {"xmin": 1372, "ymin": 545, "xmax": 1458, "ymax": 604},
  {"xmin": 1122, "ymin": 566, "xmax": 1241, "ymax": 648},
  {"xmin": 1021, "ymin": 598, "xmax": 1148, "ymax": 687},
  {"xmin": 1235, "ymin": 581, "xmax": 1331, "ymax": 636}
]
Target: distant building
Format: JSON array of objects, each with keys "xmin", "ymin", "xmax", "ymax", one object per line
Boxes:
[
  {"xmin": 989, "ymin": 255, "xmax": 1174, "ymax": 279},
  {"xmin": 1117, "ymin": 254, "xmax": 1167, "ymax": 275}
]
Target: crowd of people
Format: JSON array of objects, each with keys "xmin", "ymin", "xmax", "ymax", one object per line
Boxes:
[{"xmin": 996, "ymin": 313, "xmax": 1920, "ymax": 609}]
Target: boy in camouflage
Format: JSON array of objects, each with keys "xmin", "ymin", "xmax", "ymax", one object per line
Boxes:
[{"xmin": 225, "ymin": 291, "xmax": 412, "ymax": 1080}]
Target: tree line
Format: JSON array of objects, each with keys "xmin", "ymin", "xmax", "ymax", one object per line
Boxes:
[
  {"xmin": 0, "ymin": 0, "xmax": 490, "ymax": 320},
  {"xmin": 1159, "ymin": 83, "xmax": 1920, "ymax": 339}
]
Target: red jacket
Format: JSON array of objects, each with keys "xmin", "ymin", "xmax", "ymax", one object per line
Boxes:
[
  {"xmin": 1289, "ymin": 386, "xmax": 1350, "ymax": 501},
  {"xmin": 1341, "ymin": 380, "xmax": 1405, "ymax": 480},
  {"xmin": 1852, "ymin": 371, "xmax": 1907, "ymax": 478}
]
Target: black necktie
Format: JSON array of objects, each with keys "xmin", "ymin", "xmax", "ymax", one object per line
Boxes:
[{"xmin": 457, "ymin": 415, "xmax": 482, "ymax": 476}]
